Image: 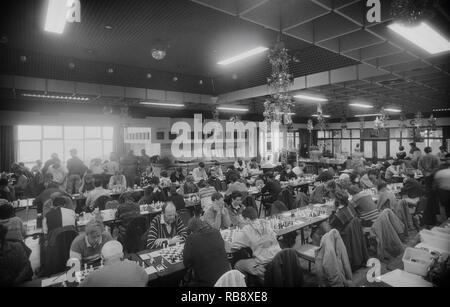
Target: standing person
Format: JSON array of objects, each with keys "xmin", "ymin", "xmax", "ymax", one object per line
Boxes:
[
  {"xmin": 418, "ymin": 147, "xmax": 441, "ymax": 178},
  {"xmin": 66, "ymin": 149, "xmax": 88, "ymax": 194},
  {"xmin": 230, "ymin": 207, "xmax": 281, "ymax": 282},
  {"xmin": 409, "ymin": 142, "xmax": 422, "ymax": 160},
  {"xmin": 79, "ymin": 240, "xmax": 148, "ymax": 287},
  {"xmin": 42, "ymin": 153, "xmax": 61, "ymax": 175},
  {"xmin": 103, "ymin": 152, "xmax": 120, "ymax": 187},
  {"xmin": 434, "ymin": 154, "xmax": 450, "ymax": 219},
  {"xmin": 121, "ymin": 150, "xmax": 138, "ymax": 188},
  {"xmin": 47, "ymin": 161, "xmax": 68, "ymax": 191},
  {"xmin": 138, "ymin": 149, "xmax": 151, "ymax": 174},
  {"xmin": 202, "ymin": 192, "xmax": 231, "ymax": 230},
  {"xmin": 183, "ymin": 218, "xmax": 231, "ymax": 286}
]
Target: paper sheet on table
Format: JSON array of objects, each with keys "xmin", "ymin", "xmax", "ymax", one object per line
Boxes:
[
  {"xmin": 376, "ymin": 269, "xmax": 432, "ymax": 287},
  {"xmin": 145, "ymin": 266, "xmax": 158, "ymax": 275},
  {"xmin": 41, "ymin": 274, "xmax": 67, "ymax": 287}
]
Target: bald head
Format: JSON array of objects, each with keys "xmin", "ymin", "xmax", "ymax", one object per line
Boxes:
[
  {"xmin": 163, "ymin": 201, "xmax": 177, "ymax": 225},
  {"xmin": 101, "ymin": 240, "xmax": 123, "ymax": 263}
]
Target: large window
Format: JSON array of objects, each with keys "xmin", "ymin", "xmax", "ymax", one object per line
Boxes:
[
  {"xmin": 18, "ymin": 125, "xmax": 114, "ymax": 168},
  {"xmin": 318, "ymin": 129, "xmax": 361, "ymax": 157}
]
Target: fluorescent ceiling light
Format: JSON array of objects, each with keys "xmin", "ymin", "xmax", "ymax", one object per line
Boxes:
[
  {"xmin": 388, "ymin": 22, "xmax": 450, "ymax": 54},
  {"xmin": 44, "ymin": 0, "xmax": 67, "ymax": 34},
  {"xmin": 22, "ymin": 93, "xmax": 89, "ymax": 101},
  {"xmin": 354, "ymin": 114, "xmax": 382, "ymax": 117},
  {"xmin": 312, "ymin": 114, "xmax": 331, "ymax": 118},
  {"xmin": 349, "ymin": 103, "xmax": 373, "ymax": 109},
  {"xmin": 294, "ymin": 94, "xmax": 328, "ymax": 102},
  {"xmin": 140, "ymin": 102, "xmax": 184, "ymax": 107},
  {"xmin": 217, "ymin": 107, "xmax": 249, "ymax": 112},
  {"xmin": 384, "ymin": 108, "xmax": 401, "ymax": 113},
  {"xmin": 217, "ymin": 47, "xmax": 268, "ymax": 65}
]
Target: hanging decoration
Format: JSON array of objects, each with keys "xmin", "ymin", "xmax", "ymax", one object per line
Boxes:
[
  {"xmin": 399, "ymin": 112, "xmax": 408, "ymax": 128},
  {"xmin": 390, "ymin": 0, "xmax": 436, "ymax": 25},
  {"xmin": 340, "ymin": 115, "xmax": 348, "ymax": 130},
  {"xmin": 151, "ymin": 39, "xmax": 168, "ymax": 60},
  {"xmin": 428, "ymin": 114, "xmax": 437, "ymax": 131},
  {"xmin": 230, "ymin": 115, "xmax": 240, "ymax": 124},
  {"xmin": 102, "ymin": 105, "xmax": 113, "ymax": 115},
  {"xmin": 315, "ymin": 103, "xmax": 326, "ymax": 131},
  {"xmin": 306, "ymin": 119, "xmax": 314, "ymax": 133},
  {"xmin": 263, "ymin": 35, "xmax": 294, "ymax": 125},
  {"xmin": 120, "ymin": 106, "xmax": 130, "ymax": 119},
  {"xmin": 374, "ymin": 109, "xmax": 388, "ymax": 131},
  {"xmin": 212, "ymin": 108, "xmax": 220, "ymax": 121},
  {"xmin": 359, "ymin": 117, "xmax": 365, "ymax": 130},
  {"xmin": 410, "ymin": 111, "xmax": 423, "ymax": 129}
]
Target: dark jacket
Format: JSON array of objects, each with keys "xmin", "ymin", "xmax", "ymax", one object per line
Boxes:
[
  {"xmin": 264, "ymin": 249, "xmax": 304, "ymax": 287},
  {"xmin": 183, "ymin": 228, "xmax": 230, "ymax": 286},
  {"xmin": 340, "ymin": 218, "xmax": 369, "ymax": 271},
  {"xmin": 261, "ymin": 179, "xmax": 281, "ymax": 200},
  {"xmin": 169, "ymin": 194, "xmax": 186, "ymax": 211},
  {"xmin": 0, "ymin": 238, "xmax": 33, "ymax": 286},
  {"xmin": 44, "ymin": 225, "xmax": 78, "ymax": 276}
]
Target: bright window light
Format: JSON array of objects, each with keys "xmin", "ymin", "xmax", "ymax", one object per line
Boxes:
[
  {"xmin": 44, "ymin": 0, "xmax": 68, "ymax": 34},
  {"xmin": 388, "ymin": 22, "xmax": 450, "ymax": 54},
  {"xmin": 312, "ymin": 114, "xmax": 331, "ymax": 118},
  {"xmin": 294, "ymin": 94, "xmax": 328, "ymax": 102},
  {"xmin": 354, "ymin": 114, "xmax": 382, "ymax": 117},
  {"xmin": 217, "ymin": 107, "xmax": 249, "ymax": 112},
  {"xmin": 139, "ymin": 102, "xmax": 184, "ymax": 107},
  {"xmin": 349, "ymin": 103, "xmax": 373, "ymax": 109},
  {"xmin": 217, "ymin": 47, "xmax": 268, "ymax": 65},
  {"xmin": 384, "ymin": 108, "xmax": 401, "ymax": 113}
]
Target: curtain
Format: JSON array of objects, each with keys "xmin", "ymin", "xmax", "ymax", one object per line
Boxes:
[{"xmin": 0, "ymin": 125, "xmax": 16, "ymax": 171}]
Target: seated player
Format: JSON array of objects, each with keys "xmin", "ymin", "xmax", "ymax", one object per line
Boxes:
[
  {"xmin": 360, "ymin": 169, "xmax": 378, "ymax": 189},
  {"xmin": 138, "ymin": 178, "xmax": 166, "ymax": 205},
  {"xmin": 230, "ymin": 207, "xmax": 281, "ymax": 282},
  {"xmin": 192, "ymin": 162, "xmax": 208, "ymax": 182},
  {"xmin": 0, "ymin": 225, "xmax": 33, "ymax": 286},
  {"xmin": 224, "ymin": 174, "xmax": 248, "ymax": 197},
  {"xmin": 179, "ymin": 175, "xmax": 199, "ymax": 196},
  {"xmin": 146, "ymin": 201, "xmax": 187, "ymax": 249},
  {"xmin": 43, "ymin": 196, "xmax": 76, "ymax": 235},
  {"xmin": 70, "ymin": 219, "xmax": 113, "ymax": 266},
  {"xmin": 85, "ymin": 178, "xmax": 110, "ymax": 209},
  {"xmin": 183, "ymin": 218, "xmax": 231, "ymax": 287},
  {"xmin": 108, "ymin": 171, "xmax": 127, "ymax": 192},
  {"xmin": 227, "ymin": 192, "xmax": 245, "ymax": 228},
  {"xmin": 347, "ymin": 185, "xmax": 379, "ymax": 227},
  {"xmin": 0, "ymin": 200, "xmax": 26, "ymax": 242},
  {"xmin": 202, "ymin": 193, "xmax": 231, "ymax": 230},
  {"xmin": 197, "ymin": 180, "xmax": 217, "ymax": 211},
  {"xmin": 79, "ymin": 240, "xmax": 148, "ymax": 287}
]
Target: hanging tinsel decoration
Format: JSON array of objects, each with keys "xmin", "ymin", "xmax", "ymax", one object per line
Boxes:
[
  {"xmin": 374, "ymin": 109, "xmax": 389, "ymax": 131},
  {"xmin": 390, "ymin": 0, "xmax": 436, "ymax": 25},
  {"xmin": 212, "ymin": 108, "xmax": 219, "ymax": 121},
  {"xmin": 307, "ymin": 119, "xmax": 314, "ymax": 133},
  {"xmin": 399, "ymin": 112, "xmax": 408, "ymax": 128},
  {"xmin": 410, "ymin": 111, "xmax": 423, "ymax": 129},
  {"xmin": 230, "ymin": 115, "xmax": 240, "ymax": 123},
  {"xmin": 263, "ymin": 36, "xmax": 294, "ymax": 125},
  {"xmin": 340, "ymin": 115, "xmax": 348, "ymax": 130},
  {"xmin": 314, "ymin": 103, "xmax": 326, "ymax": 131},
  {"xmin": 428, "ymin": 114, "xmax": 437, "ymax": 131}
]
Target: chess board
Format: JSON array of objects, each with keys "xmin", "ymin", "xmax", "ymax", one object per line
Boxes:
[{"xmin": 159, "ymin": 244, "xmax": 184, "ymax": 264}]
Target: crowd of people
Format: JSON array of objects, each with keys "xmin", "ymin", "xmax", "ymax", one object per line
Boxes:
[{"xmin": 0, "ymin": 140, "xmax": 449, "ymax": 287}]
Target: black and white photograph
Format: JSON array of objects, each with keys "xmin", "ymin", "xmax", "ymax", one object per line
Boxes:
[{"xmin": 0, "ymin": 0, "xmax": 450, "ymax": 291}]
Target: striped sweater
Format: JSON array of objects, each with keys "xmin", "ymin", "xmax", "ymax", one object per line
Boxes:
[
  {"xmin": 351, "ymin": 192, "xmax": 380, "ymax": 224},
  {"xmin": 146, "ymin": 214, "xmax": 187, "ymax": 249}
]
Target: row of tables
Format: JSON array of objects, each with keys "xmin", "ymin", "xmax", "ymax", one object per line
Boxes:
[{"xmin": 32, "ymin": 203, "xmax": 332, "ymax": 287}]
